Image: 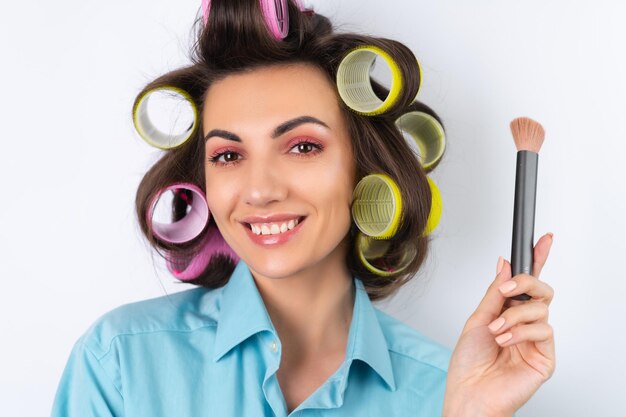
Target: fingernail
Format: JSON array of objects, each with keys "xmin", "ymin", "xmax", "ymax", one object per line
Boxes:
[
  {"xmin": 495, "ymin": 332, "xmax": 513, "ymax": 345},
  {"xmin": 499, "ymin": 280, "xmax": 517, "ymax": 294},
  {"xmin": 488, "ymin": 317, "xmax": 505, "ymax": 332},
  {"xmin": 547, "ymin": 232, "xmax": 554, "ymax": 241},
  {"xmin": 496, "ymin": 256, "xmax": 504, "ymax": 274}
]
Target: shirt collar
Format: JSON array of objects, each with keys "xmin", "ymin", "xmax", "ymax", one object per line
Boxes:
[{"xmin": 212, "ymin": 259, "xmax": 396, "ymax": 391}]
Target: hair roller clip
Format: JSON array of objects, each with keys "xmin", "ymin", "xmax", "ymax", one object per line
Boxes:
[
  {"xmin": 147, "ymin": 183, "xmax": 209, "ymax": 244},
  {"xmin": 355, "ymin": 232, "xmax": 416, "ymax": 276},
  {"xmin": 202, "ymin": 0, "xmax": 300, "ymax": 40},
  {"xmin": 165, "ymin": 224, "xmax": 240, "ymax": 281},
  {"xmin": 395, "ymin": 111, "xmax": 446, "ymax": 172},
  {"xmin": 424, "ymin": 176, "xmax": 442, "ymax": 235},
  {"xmin": 132, "ymin": 86, "xmax": 198, "ymax": 150},
  {"xmin": 336, "ymin": 45, "xmax": 421, "ymax": 116},
  {"xmin": 351, "ymin": 173, "xmax": 403, "ymax": 240}
]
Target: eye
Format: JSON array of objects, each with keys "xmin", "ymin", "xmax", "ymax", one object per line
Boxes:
[
  {"xmin": 294, "ymin": 143, "xmax": 312, "ymax": 153},
  {"xmin": 208, "ymin": 149, "xmax": 241, "ymax": 167},
  {"xmin": 219, "ymin": 151, "xmax": 239, "ymax": 162},
  {"xmin": 289, "ymin": 140, "xmax": 323, "ymax": 155}
]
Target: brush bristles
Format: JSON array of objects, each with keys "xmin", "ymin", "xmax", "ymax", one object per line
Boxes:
[{"xmin": 510, "ymin": 117, "xmax": 545, "ymax": 153}]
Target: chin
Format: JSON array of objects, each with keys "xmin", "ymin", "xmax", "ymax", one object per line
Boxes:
[
  {"xmin": 246, "ymin": 259, "xmax": 301, "ymax": 279},
  {"xmin": 245, "ymin": 256, "xmax": 308, "ymax": 280}
]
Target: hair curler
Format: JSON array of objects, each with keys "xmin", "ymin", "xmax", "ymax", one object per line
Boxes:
[
  {"xmin": 147, "ymin": 183, "xmax": 209, "ymax": 244},
  {"xmin": 336, "ymin": 45, "xmax": 422, "ymax": 116},
  {"xmin": 424, "ymin": 176, "xmax": 442, "ymax": 236},
  {"xmin": 355, "ymin": 232, "xmax": 417, "ymax": 276},
  {"xmin": 132, "ymin": 86, "xmax": 198, "ymax": 150},
  {"xmin": 351, "ymin": 173, "xmax": 403, "ymax": 239},
  {"xmin": 202, "ymin": 0, "xmax": 302, "ymax": 40},
  {"xmin": 395, "ymin": 111, "xmax": 446, "ymax": 173}
]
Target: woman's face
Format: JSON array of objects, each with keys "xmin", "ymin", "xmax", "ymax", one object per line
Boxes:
[{"xmin": 202, "ymin": 63, "xmax": 357, "ymax": 279}]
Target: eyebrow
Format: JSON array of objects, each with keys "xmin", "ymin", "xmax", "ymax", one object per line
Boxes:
[{"xmin": 204, "ymin": 115, "xmax": 330, "ymax": 143}]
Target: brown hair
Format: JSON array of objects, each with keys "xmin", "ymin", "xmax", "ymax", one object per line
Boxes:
[{"xmin": 134, "ymin": 0, "xmax": 446, "ymax": 301}]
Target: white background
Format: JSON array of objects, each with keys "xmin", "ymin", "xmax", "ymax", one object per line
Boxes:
[{"xmin": 1, "ymin": 0, "xmax": 624, "ymax": 415}]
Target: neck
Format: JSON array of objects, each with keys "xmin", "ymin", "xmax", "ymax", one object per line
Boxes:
[{"xmin": 250, "ymin": 242, "xmax": 355, "ymax": 359}]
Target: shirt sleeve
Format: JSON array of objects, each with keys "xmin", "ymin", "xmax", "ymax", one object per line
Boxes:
[{"xmin": 50, "ymin": 339, "xmax": 125, "ymax": 417}]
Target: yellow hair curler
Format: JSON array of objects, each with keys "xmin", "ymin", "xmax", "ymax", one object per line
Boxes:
[
  {"xmin": 395, "ymin": 111, "xmax": 446, "ymax": 172},
  {"xmin": 132, "ymin": 86, "xmax": 198, "ymax": 150},
  {"xmin": 336, "ymin": 45, "xmax": 421, "ymax": 116},
  {"xmin": 424, "ymin": 176, "xmax": 442, "ymax": 235},
  {"xmin": 351, "ymin": 173, "xmax": 403, "ymax": 239},
  {"xmin": 355, "ymin": 232, "xmax": 417, "ymax": 276}
]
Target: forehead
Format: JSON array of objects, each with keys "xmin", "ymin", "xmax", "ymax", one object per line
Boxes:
[{"xmin": 202, "ymin": 63, "xmax": 342, "ymax": 129}]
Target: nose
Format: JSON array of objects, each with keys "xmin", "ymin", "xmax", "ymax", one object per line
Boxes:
[{"xmin": 243, "ymin": 155, "xmax": 288, "ymax": 207}]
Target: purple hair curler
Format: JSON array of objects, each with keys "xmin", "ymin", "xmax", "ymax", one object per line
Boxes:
[
  {"xmin": 202, "ymin": 0, "xmax": 304, "ymax": 40},
  {"xmin": 166, "ymin": 224, "xmax": 240, "ymax": 281},
  {"xmin": 147, "ymin": 183, "xmax": 209, "ymax": 244}
]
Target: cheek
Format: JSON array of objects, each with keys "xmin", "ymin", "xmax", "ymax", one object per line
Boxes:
[
  {"xmin": 205, "ymin": 174, "xmax": 238, "ymax": 222},
  {"xmin": 295, "ymin": 156, "xmax": 354, "ymax": 215}
]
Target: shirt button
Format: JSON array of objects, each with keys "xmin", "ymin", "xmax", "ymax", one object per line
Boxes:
[{"xmin": 270, "ymin": 340, "xmax": 278, "ymax": 353}]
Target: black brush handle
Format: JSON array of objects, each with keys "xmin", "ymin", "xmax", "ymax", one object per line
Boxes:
[{"xmin": 510, "ymin": 150, "xmax": 538, "ymax": 301}]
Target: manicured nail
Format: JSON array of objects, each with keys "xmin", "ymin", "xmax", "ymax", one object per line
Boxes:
[
  {"xmin": 499, "ymin": 280, "xmax": 517, "ymax": 294},
  {"xmin": 488, "ymin": 317, "xmax": 505, "ymax": 332},
  {"xmin": 495, "ymin": 332, "xmax": 513, "ymax": 345},
  {"xmin": 496, "ymin": 256, "xmax": 504, "ymax": 274}
]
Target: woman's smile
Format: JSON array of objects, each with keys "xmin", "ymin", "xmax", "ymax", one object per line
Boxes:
[{"xmin": 242, "ymin": 215, "xmax": 307, "ymax": 246}]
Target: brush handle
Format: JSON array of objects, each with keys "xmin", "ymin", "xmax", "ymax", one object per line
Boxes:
[{"xmin": 510, "ymin": 150, "xmax": 538, "ymax": 301}]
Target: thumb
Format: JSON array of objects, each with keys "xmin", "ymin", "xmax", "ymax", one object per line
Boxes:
[{"xmin": 467, "ymin": 257, "xmax": 513, "ymax": 328}]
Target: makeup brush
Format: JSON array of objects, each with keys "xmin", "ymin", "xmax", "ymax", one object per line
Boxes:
[{"xmin": 509, "ymin": 117, "xmax": 545, "ymax": 301}]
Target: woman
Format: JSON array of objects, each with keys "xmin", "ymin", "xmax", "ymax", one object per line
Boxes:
[{"xmin": 51, "ymin": 1, "xmax": 555, "ymax": 416}]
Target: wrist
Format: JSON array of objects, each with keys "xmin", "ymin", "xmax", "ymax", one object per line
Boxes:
[
  {"xmin": 442, "ymin": 390, "xmax": 510, "ymax": 417},
  {"xmin": 442, "ymin": 406, "xmax": 509, "ymax": 417}
]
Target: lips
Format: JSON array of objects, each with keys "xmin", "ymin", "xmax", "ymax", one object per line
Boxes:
[
  {"xmin": 244, "ymin": 216, "xmax": 306, "ymax": 234},
  {"xmin": 239, "ymin": 213, "xmax": 306, "ymax": 224},
  {"xmin": 242, "ymin": 216, "xmax": 307, "ymax": 246}
]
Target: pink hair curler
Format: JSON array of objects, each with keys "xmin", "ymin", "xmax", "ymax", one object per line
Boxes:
[
  {"xmin": 166, "ymin": 224, "xmax": 240, "ymax": 281},
  {"xmin": 201, "ymin": 0, "xmax": 210, "ymax": 25},
  {"xmin": 202, "ymin": 0, "xmax": 303, "ymax": 40},
  {"xmin": 147, "ymin": 183, "xmax": 209, "ymax": 244}
]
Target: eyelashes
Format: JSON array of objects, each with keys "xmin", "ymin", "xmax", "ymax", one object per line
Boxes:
[{"xmin": 207, "ymin": 139, "xmax": 324, "ymax": 168}]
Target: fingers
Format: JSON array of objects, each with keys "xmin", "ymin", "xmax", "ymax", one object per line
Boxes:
[
  {"xmin": 498, "ymin": 272, "xmax": 555, "ymax": 306},
  {"xmin": 491, "ymin": 322, "xmax": 554, "ymax": 348},
  {"xmin": 488, "ymin": 276, "xmax": 556, "ymax": 381},
  {"xmin": 467, "ymin": 245, "xmax": 555, "ymax": 331},
  {"xmin": 488, "ymin": 301, "xmax": 549, "ymax": 338},
  {"xmin": 490, "ymin": 320, "xmax": 556, "ymax": 381},
  {"xmin": 532, "ymin": 232, "xmax": 554, "ymax": 279}
]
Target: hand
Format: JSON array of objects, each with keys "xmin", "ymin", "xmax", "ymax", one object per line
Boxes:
[{"xmin": 442, "ymin": 233, "xmax": 556, "ymax": 417}]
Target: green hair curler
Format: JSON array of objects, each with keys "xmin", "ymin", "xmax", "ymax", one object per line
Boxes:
[
  {"xmin": 395, "ymin": 111, "xmax": 446, "ymax": 173},
  {"xmin": 351, "ymin": 173, "xmax": 403, "ymax": 239},
  {"xmin": 351, "ymin": 173, "xmax": 442, "ymax": 241},
  {"xmin": 355, "ymin": 232, "xmax": 417, "ymax": 276},
  {"xmin": 336, "ymin": 45, "xmax": 421, "ymax": 116},
  {"xmin": 132, "ymin": 86, "xmax": 198, "ymax": 150},
  {"xmin": 424, "ymin": 176, "xmax": 442, "ymax": 235}
]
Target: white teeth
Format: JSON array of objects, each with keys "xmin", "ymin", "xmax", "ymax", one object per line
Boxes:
[{"xmin": 249, "ymin": 218, "xmax": 301, "ymax": 235}]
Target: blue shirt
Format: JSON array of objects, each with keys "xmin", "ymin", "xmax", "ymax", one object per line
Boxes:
[{"xmin": 51, "ymin": 259, "xmax": 453, "ymax": 416}]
